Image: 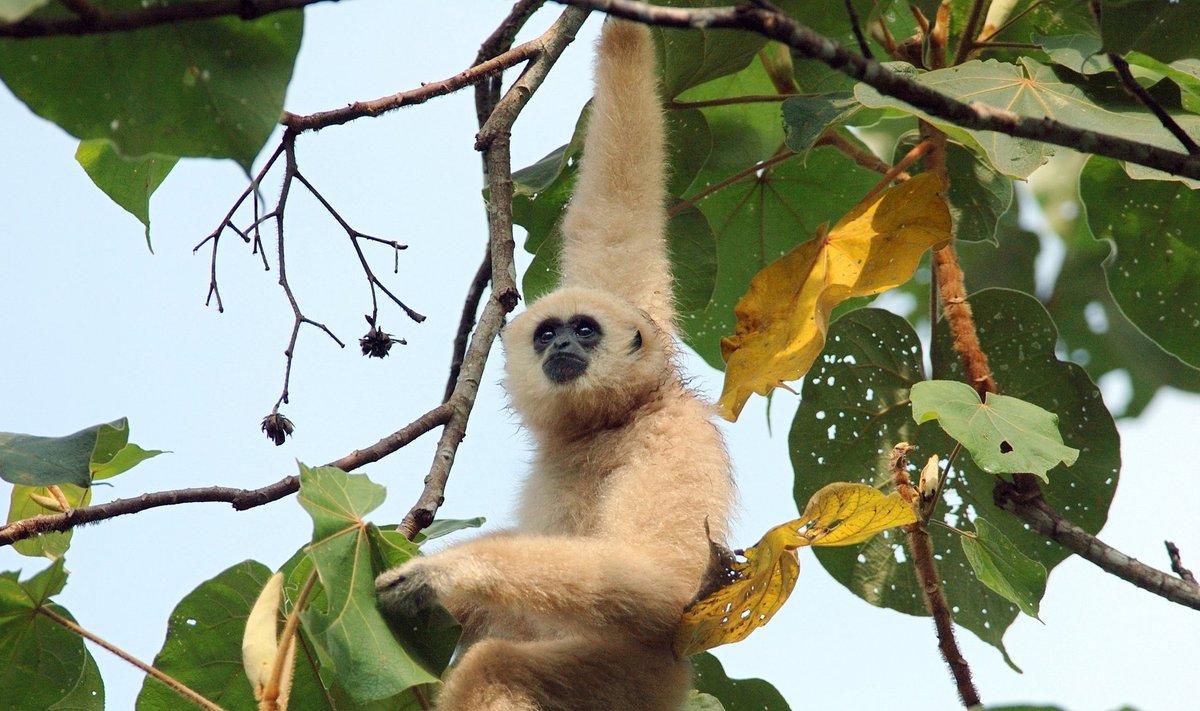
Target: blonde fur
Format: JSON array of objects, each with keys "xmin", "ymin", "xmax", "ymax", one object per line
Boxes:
[{"xmin": 377, "ymin": 20, "xmax": 733, "ymax": 711}]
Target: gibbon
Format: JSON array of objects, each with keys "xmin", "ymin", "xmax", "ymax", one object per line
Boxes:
[{"xmin": 376, "ymin": 19, "xmax": 734, "ymax": 711}]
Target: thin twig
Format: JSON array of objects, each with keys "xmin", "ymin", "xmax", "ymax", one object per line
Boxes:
[
  {"xmin": 842, "ymin": 0, "xmax": 872, "ymax": 59},
  {"xmin": 265, "ymin": 569, "xmax": 317, "ymax": 708},
  {"xmin": 860, "ymin": 138, "xmax": 934, "ymax": 202},
  {"xmin": 1165, "ymin": 542, "xmax": 1198, "ymax": 585},
  {"xmin": 554, "ymin": 0, "xmax": 1200, "ymax": 180},
  {"xmin": 38, "ymin": 606, "xmax": 226, "ymax": 711},
  {"xmin": 666, "ymin": 93, "xmax": 805, "ymax": 109},
  {"xmin": 815, "ymin": 131, "xmax": 905, "ymax": 177},
  {"xmin": 0, "ymin": 404, "xmax": 454, "ymax": 547},
  {"xmin": 668, "ymin": 149, "xmax": 796, "ymax": 217},
  {"xmin": 292, "ymin": 170, "xmax": 425, "ymax": 324},
  {"xmin": 953, "ymin": 0, "xmax": 988, "ymax": 65},
  {"xmin": 1109, "ymin": 52, "xmax": 1200, "ymax": 155},
  {"xmin": 444, "ymin": 248, "xmax": 493, "ymax": 403},
  {"xmin": 475, "ymin": 0, "xmax": 548, "ymax": 127},
  {"xmin": 995, "ymin": 482, "xmax": 1200, "ymax": 611},
  {"xmin": 1, "ymin": 0, "xmax": 329, "ymax": 38},
  {"xmin": 282, "ymin": 39, "xmax": 542, "ymax": 134}
]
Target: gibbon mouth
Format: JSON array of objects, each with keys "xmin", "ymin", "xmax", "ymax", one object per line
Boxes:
[{"xmin": 543, "ymin": 352, "xmax": 588, "ymax": 384}]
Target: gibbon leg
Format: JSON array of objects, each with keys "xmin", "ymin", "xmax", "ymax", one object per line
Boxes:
[{"xmin": 435, "ymin": 637, "xmax": 690, "ymax": 711}]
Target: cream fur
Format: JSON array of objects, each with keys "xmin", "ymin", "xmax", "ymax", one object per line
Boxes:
[{"xmin": 376, "ymin": 20, "xmax": 733, "ymax": 711}]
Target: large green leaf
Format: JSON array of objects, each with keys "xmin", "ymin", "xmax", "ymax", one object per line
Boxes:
[
  {"xmin": 790, "ymin": 292, "xmax": 1119, "ymax": 664},
  {"xmin": 1100, "ymin": 0, "xmax": 1200, "ymax": 63},
  {"xmin": 1080, "ymin": 156, "xmax": 1200, "ymax": 370},
  {"xmin": 0, "ymin": 1, "xmax": 302, "ymax": 168},
  {"xmin": 0, "ymin": 419, "xmax": 119, "ymax": 487},
  {"xmin": 0, "ymin": 560, "xmax": 103, "ymax": 710},
  {"xmin": 856, "ymin": 58, "xmax": 1200, "ymax": 179},
  {"xmin": 296, "ymin": 464, "xmax": 441, "ymax": 703},
  {"xmin": 691, "ymin": 652, "xmax": 790, "ymax": 711},
  {"xmin": 75, "ymin": 140, "xmax": 177, "ymax": 248},
  {"xmin": 136, "ymin": 560, "xmax": 271, "ymax": 710}
]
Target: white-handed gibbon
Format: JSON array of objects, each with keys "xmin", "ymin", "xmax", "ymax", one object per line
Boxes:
[{"xmin": 376, "ymin": 19, "xmax": 734, "ymax": 711}]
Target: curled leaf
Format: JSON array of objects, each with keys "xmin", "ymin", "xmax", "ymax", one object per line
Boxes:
[
  {"xmin": 242, "ymin": 572, "xmax": 283, "ymax": 697},
  {"xmin": 717, "ymin": 174, "xmax": 950, "ymax": 420},
  {"xmin": 675, "ymin": 482, "xmax": 917, "ymax": 656}
]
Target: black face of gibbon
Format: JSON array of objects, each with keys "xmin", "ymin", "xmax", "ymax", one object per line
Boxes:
[{"xmin": 533, "ymin": 314, "xmax": 603, "ymax": 384}]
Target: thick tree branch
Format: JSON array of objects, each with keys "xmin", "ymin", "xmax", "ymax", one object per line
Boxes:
[
  {"xmin": 397, "ymin": 6, "xmax": 591, "ymax": 540},
  {"xmin": 995, "ymin": 482, "xmax": 1200, "ymax": 611},
  {"xmin": 555, "ymin": 0, "xmax": 1200, "ymax": 181},
  {"xmin": 0, "ymin": 0, "xmax": 332, "ymax": 38}
]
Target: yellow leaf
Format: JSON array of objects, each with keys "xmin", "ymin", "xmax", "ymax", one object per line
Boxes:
[
  {"xmin": 674, "ymin": 482, "xmax": 917, "ymax": 656},
  {"xmin": 243, "ymin": 572, "xmax": 284, "ymax": 697},
  {"xmin": 717, "ymin": 174, "xmax": 950, "ymax": 420}
]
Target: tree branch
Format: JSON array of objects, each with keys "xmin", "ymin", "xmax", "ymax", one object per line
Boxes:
[
  {"xmin": 555, "ymin": 0, "xmax": 1200, "ymax": 181},
  {"xmin": 397, "ymin": 5, "xmax": 590, "ymax": 540},
  {"xmin": 995, "ymin": 481, "xmax": 1200, "ymax": 611},
  {"xmin": 0, "ymin": 404, "xmax": 453, "ymax": 548},
  {"xmin": 1, "ymin": 0, "xmax": 332, "ymax": 38},
  {"xmin": 1166, "ymin": 541, "xmax": 1198, "ymax": 585},
  {"xmin": 1108, "ymin": 52, "xmax": 1200, "ymax": 155}
]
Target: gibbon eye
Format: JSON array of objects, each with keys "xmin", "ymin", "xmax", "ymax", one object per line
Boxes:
[
  {"xmin": 570, "ymin": 316, "xmax": 602, "ymax": 343},
  {"xmin": 532, "ymin": 318, "xmax": 563, "ymax": 350}
]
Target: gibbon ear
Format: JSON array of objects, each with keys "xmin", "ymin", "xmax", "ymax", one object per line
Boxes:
[{"xmin": 628, "ymin": 330, "xmax": 643, "ymax": 354}]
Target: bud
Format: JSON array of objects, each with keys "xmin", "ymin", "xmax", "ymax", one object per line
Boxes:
[{"xmin": 261, "ymin": 413, "xmax": 295, "ymax": 446}]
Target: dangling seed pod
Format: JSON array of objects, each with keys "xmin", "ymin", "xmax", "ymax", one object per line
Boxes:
[{"xmin": 261, "ymin": 413, "xmax": 295, "ymax": 446}]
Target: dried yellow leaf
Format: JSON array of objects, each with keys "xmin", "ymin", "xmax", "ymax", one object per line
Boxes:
[
  {"xmin": 674, "ymin": 482, "xmax": 917, "ymax": 656},
  {"xmin": 717, "ymin": 174, "xmax": 951, "ymax": 420}
]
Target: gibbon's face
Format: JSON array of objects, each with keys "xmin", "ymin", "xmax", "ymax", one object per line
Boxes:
[{"xmin": 503, "ymin": 287, "xmax": 672, "ymax": 434}]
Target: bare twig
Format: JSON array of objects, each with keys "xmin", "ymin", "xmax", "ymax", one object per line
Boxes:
[
  {"xmin": 995, "ymin": 482, "xmax": 1200, "ymax": 611},
  {"xmin": 444, "ymin": 248, "xmax": 493, "ymax": 403},
  {"xmin": 282, "ymin": 39, "xmax": 542, "ymax": 134},
  {"xmin": 668, "ymin": 149, "xmax": 797, "ymax": 217},
  {"xmin": 554, "ymin": 0, "xmax": 1200, "ymax": 181},
  {"xmin": 292, "ymin": 171, "xmax": 424, "ymax": 325},
  {"xmin": 1, "ymin": 0, "xmax": 329, "ymax": 38},
  {"xmin": 39, "ymin": 605, "xmax": 226, "ymax": 711},
  {"xmin": 842, "ymin": 0, "xmax": 872, "ymax": 59},
  {"xmin": 0, "ymin": 404, "xmax": 454, "ymax": 547},
  {"xmin": 1108, "ymin": 52, "xmax": 1200, "ymax": 155},
  {"xmin": 1166, "ymin": 542, "xmax": 1198, "ymax": 585},
  {"xmin": 860, "ymin": 137, "xmax": 934, "ymax": 202},
  {"xmin": 815, "ymin": 131, "xmax": 906, "ymax": 177},
  {"xmin": 475, "ymin": 0, "xmax": 548, "ymax": 126},
  {"xmin": 953, "ymin": 0, "xmax": 988, "ymax": 65},
  {"xmin": 666, "ymin": 93, "xmax": 804, "ymax": 109}
]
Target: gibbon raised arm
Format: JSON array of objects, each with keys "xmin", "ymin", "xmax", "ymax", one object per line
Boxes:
[{"xmin": 377, "ymin": 19, "xmax": 733, "ymax": 711}]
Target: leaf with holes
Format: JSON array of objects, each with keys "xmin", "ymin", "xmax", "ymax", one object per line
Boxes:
[
  {"xmin": 910, "ymin": 380, "xmax": 1080, "ymax": 482},
  {"xmin": 961, "ymin": 518, "xmax": 1047, "ymax": 620},
  {"xmin": 790, "ymin": 293, "xmax": 1119, "ymax": 666},
  {"xmin": 717, "ymin": 174, "xmax": 950, "ymax": 420},
  {"xmin": 674, "ymin": 482, "xmax": 915, "ymax": 656},
  {"xmin": 1080, "ymin": 156, "xmax": 1200, "ymax": 370}
]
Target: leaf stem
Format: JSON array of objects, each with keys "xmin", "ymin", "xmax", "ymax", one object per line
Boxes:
[{"xmin": 37, "ymin": 605, "xmax": 226, "ymax": 711}]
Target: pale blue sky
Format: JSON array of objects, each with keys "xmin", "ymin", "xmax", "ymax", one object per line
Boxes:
[{"xmin": 1, "ymin": 3, "xmax": 1197, "ymax": 709}]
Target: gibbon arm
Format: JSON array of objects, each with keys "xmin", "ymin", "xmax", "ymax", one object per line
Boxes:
[
  {"xmin": 376, "ymin": 533, "xmax": 692, "ymax": 642},
  {"xmin": 559, "ymin": 21, "xmax": 675, "ymax": 332}
]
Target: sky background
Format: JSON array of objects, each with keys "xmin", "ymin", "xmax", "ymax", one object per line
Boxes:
[{"xmin": 1, "ymin": 2, "xmax": 1198, "ymax": 710}]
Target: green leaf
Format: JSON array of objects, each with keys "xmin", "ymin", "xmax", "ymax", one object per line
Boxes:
[
  {"xmin": 414, "ymin": 517, "xmax": 486, "ymax": 544},
  {"xmin": 92, "ymin": 443, "xmax": 165, "ymax": 481},
  {"xmin": 910, "ymin": 380, "xmax": 1080, "ymax": 481},
  {"xmin": 75, "ymin": 140, "xmax": 177, "ymax": 249},
  {"xmin": 781, "ymin": 92, "xmax": 862, "ymax": 156},
  {"xmin": 961, "ymin": 517, "xmax": 1048, "ymax": 620},
  {"xmin": 7, "ymin": 483, "xmax": 91, "ymax": 559},
  {"xmin": 0, "ymin": 2, "xmax": 302, "ymax": 168},
  {"xmin": 791, "ymin": 292, "xmax": 1119, "ymax": 665},
  {"xmin": 296, "ymin": 463, "xmax": 441, "ymax": 703},
  {"xmin": 0, "ymin": 419, "xmax": 119, "ymax": 487},
  {"xmin": 1080, "ymin": 156, "xmax": 1200, "ymax": 369},
  {"xmin": 1100, "ymin": 0, "xmax": 1200, "ymax": 63},
  {"xmin": 683, "ymin": 691, "xmax": 727, "ymax": 711},
  {"xmin": 0, "ymin": 560, "xmax": 103, "ymax": 710},
  {"xmin": 1034, "ymin": 33, "xmax": 1112, "ymax": 75},
  {"xmin": 653, "ymin": 16, "xmax": 768, "ymax": 100},
  {"xmin": 691, "ymin": 652, "xmax": 790, "ymax": 711},
  {"xmin": 136, "ymin": 560, "xmax": 270, "ymax": 710},
  {"xmin": 0, "ymin": 0, "xmax": 48, "ymax": 22},
  {"xmin": 943, "ymin": 141, "xmax": 1013, "ymax": 244}
]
